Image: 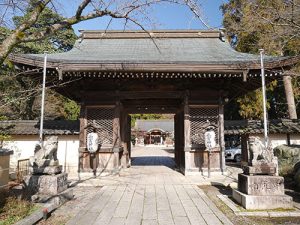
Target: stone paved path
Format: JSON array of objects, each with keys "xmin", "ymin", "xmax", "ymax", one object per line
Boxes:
[{"xmin": 63, "ymin": 147, "xmax": 235, "ymax": 225}]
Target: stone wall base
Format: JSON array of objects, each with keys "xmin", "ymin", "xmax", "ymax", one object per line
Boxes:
[{"xmin": 232, "ymin": 189, "xmax": 292, "ymax": 210}]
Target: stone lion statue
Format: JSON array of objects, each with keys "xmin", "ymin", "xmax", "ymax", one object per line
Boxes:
[
  {"xmin": 248, "ymin": 136, "xmax": 276, "ymax": 166},
  {"xmin": 29, "ymin": 136, "xmax": 59, "ymax": 168}
]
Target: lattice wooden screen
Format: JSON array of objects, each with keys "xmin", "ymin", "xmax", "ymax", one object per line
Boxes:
[
  {"xmin": 190, "ymin": 106, "xmax": 219, "ymax": 146},
  {"xmin": 86, "ymin": 107, "xmax": 114, "ymax": 146}
]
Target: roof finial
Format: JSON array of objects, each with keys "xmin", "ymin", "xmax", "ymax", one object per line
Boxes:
[{"xmin": 219, "ymin": 28, "xmax": 226, "ymax": 42}]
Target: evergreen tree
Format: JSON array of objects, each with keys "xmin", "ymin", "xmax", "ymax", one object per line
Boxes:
[
  {"xmin": 0, "ymin": 6, "xmax": 78, "ymax": 120},
  {"xmin": 222, "ymin": 0, "xmax": 300, "ymax": 120}
]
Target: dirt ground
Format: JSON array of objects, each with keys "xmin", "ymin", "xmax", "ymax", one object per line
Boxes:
[{"xmin": 200, "ymin": 185, "xmax": 300, "ymax": 225}]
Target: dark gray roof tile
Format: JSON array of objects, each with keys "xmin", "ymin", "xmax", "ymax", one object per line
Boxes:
[
  {"xmin": 225, "ymin": 119, "xmax": 300, "ymax": 135},
  {"xmin": 19, "ymin": 30, "xmax": 281, "ymax": 65},
  {"xmin": 0, "ymin": 120, "xmax": 79, "ymax": 135}
]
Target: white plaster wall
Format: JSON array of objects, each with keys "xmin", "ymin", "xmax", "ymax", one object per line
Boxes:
[
  {"xmin": 269, "ymin": 134, "xmax": 289, "ymax": 148},
  {"xmin": 56, "ymin": 136, "xmax": 79, "ymax": 177},
  {"xmin": 3, "ymin": 135, "xmax": 79, "ymax": 177},
  {"xmin": 253, "ymin": 133, "xmax": 300, "ymax": 148},
  {"xmin": 290, "ymin": 134, "xmax": 300, "ymax": 145}
]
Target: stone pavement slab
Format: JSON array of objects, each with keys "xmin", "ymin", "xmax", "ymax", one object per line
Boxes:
[
  {"xmin": 62, "ymin": 147, "xmax": 234, "ymax": 225},
  {"xmin": 66, "ymin": 184, "xmax": 232, "ymax": 225}
]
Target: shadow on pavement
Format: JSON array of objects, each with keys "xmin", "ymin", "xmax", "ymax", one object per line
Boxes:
[{"xmin": 131, "ymin": 156, "xmax": 175, "ymax": 169}]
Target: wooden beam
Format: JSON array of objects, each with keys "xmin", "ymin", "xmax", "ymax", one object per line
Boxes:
[
  {"xmin": 120, "ymin": 91, "xmax": 184, "ymax": 99},
  {"xmin": 125, "ymin": 107, "xmax": 178, "ymax": 114}
]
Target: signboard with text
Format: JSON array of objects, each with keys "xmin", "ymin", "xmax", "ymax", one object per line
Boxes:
[{"xmin": 204, "ymin": 130, "xmax": 216, "ymax": 150}]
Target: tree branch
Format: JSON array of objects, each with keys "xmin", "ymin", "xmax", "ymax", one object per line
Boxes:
[{"xmin": 0, "ymin": 0, "xmax": 52, "ymax": 64}]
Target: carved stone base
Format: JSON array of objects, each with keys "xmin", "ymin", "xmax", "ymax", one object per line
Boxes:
[
  {"xmin": 24, "ymin": 172, "xmax": 68, "ymax": 195},
  {"xmin": 29, "ymin": 165, "xmax": 62, "ymax": 175},
  {"xmin": 243, "ymin": 162, "xmax": 277, "ymax": 175},
  {"xmin": 238, "ymin": 174, "xmax": 284, "ymax": 195},
  {"xmin": 234, "ymin": 173, "xmax": 292, "ymax": 210},
  {"xmin": 232, "ymin": 189, "xmax": 292, "ymax": 210}
]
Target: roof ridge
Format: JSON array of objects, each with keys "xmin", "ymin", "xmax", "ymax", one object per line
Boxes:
[{"xmin": 79, "ymin": 30, "xmax": 222, "ymax": 39}]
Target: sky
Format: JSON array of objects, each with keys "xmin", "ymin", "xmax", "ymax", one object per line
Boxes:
[{"xmin": 60, "ymin": 0, "xmax": 227, "ymax": 35}]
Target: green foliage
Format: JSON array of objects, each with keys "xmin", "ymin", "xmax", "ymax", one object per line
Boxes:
[
  {"xmin": 237, "ymin": 81, "xmax": 279, "ymax": 119},
  {"xmin": 12, "ymin": 3, "xmax": 76, "ymax": 54},
  {"xmin": 130, "ymin": 114, "xmax": 166, "ymax": 127},
  {"xmin": 0, "ymin": 116, "xmax": 11, "ymax": 148},
  {"xmin": 237, "ymin": 89, "xmax": 269, "ymax": 120},
  {"xmin": 63, "ymin": 99, "xmax": 80, "ymax": 120},
  {"xmin": 0, "ymin": 4, "xmax": 77, "ymax": 120},
  {"xmin": 222, "ymin": 0, "xmax": 300, "ymax": 56},
  {"xmin": 221, "ymin": 0, "xmax": 300, "ymax": 119}
]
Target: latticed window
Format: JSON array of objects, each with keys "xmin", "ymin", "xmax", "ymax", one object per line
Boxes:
[
  {"xmin": 190, "ymin": 106, "xmax": 219, "ymax": 147},
  {"xmin": 86, "ymin": 107, "xmax": 114, "ymax": 146}
]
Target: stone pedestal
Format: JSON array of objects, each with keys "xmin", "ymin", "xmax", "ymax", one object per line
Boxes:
[
  {"xmin": 233, "ymin": 174, "xmax": 292, "ymax": 210},
  {"xmin": 25, "ymin": 172, "xmax": 68, "ymax": 195},
  {"xmin": 25, "ymin": 136, "xmax": 73, "ymax": 203},
  {"xmin": 243, "ymin": 163, "xmax": 277, "ymax": 175},
  {"xmin": 29, "ymin": 165, "xmax": 62, "ymax": 175},
  {"xmin": 24, "ymin": 172, "xmax": 70, "ymax": 202}
]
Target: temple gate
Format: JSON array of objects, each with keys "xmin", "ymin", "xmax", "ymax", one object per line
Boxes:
[{"xmin": 11, "ymin": 30, "xmax": 298, "ymax": 176}]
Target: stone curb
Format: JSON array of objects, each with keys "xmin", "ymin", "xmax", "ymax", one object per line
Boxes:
[
  {"xmin": 217, "ymin": 194, "xmax": 300, "ymax": 217},
  {"xmin": 196, "ymin": 188, "xmax": 234, "ymax": 225},
  {"xmin": 14, "ymin": 202, "xmax": 58, "ymax": 225},
  {"xmin": 14, "ymin": 188, "xmax": 74, "ymax": 225}
]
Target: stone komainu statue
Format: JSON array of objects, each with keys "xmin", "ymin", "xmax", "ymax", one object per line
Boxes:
[
  {"xmin": 248, "ymin": 136, "xmax": 276, "ymax": 166},
  {"xmin": 29, "ymin": 136, "xmax": 59, "ymax": 168}
]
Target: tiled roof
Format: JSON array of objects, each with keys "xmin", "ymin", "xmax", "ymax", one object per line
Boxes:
[
  {"xmin": 14, "ymin": 30, "xmax": 283, "ymax": 66},
  {"xmin": 0, "ymin": 120, "xmax": 79, "ymax": 135},
  {"xmin": 135, "ymin": 120, "xmax": 174, "ymax": 133},
  {"xmin": 1, "ymin": 119, "xmax": 299, "ymax": 136},
  {"xmin": 225, "ymin": 119, "xmax": 300, "ymax": 135}
]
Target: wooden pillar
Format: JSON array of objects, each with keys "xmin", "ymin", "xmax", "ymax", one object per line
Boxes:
[
  {"xmin": 127, "ymin": 115, "xmax": 132, "ymax": 162},
  {"xmin": 218, "ymin": 102, "xmax": 226, "ymax": 174},
  {"xmin": 78, "ymin": 104, "xmax": 86, "ymax": 173},
  {"xmin": 241, "ymin": 134, "xmax": 249, "ymax": 163},
  {"xmin": 180, "ymin": 110, "xmax": 185, "ymax": 170},
  {"xmin": 184, "ymin": 94, "xmax": 191, "ymax": 149},
  {"xmin": 184, "ymin": 92, "xmax": 191, "ymax": 173},
  {"xmin": 174, "ymin": 113, "xmax": 179, "ymax": 167},
  {"xmin": 120, "ymin": 107, "xmax": 129, "ymax": 168},
  {"xmin": 112, "ymin": 98, "xmax": 122, "ymax": 169},
  {"xmin": 79, "ymin": 104, "xmax": 86, "ymax": 148},
  {"xmin": 113, "ymin": 101, "xmax": 121, "ymax": 148},
  {"xmin": 287, "ymin": 133, "xmax": 291, "ymax": 146}
]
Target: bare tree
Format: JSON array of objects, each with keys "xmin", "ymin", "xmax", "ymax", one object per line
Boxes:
[{"xmin": 0, "ymin": 0, "xmax": 208, "ymax": 65}]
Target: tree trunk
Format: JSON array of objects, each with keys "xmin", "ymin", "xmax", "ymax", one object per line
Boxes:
[{"xmin": 283, "ymin": 75, "xmax": 297, "ymax": 119}]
